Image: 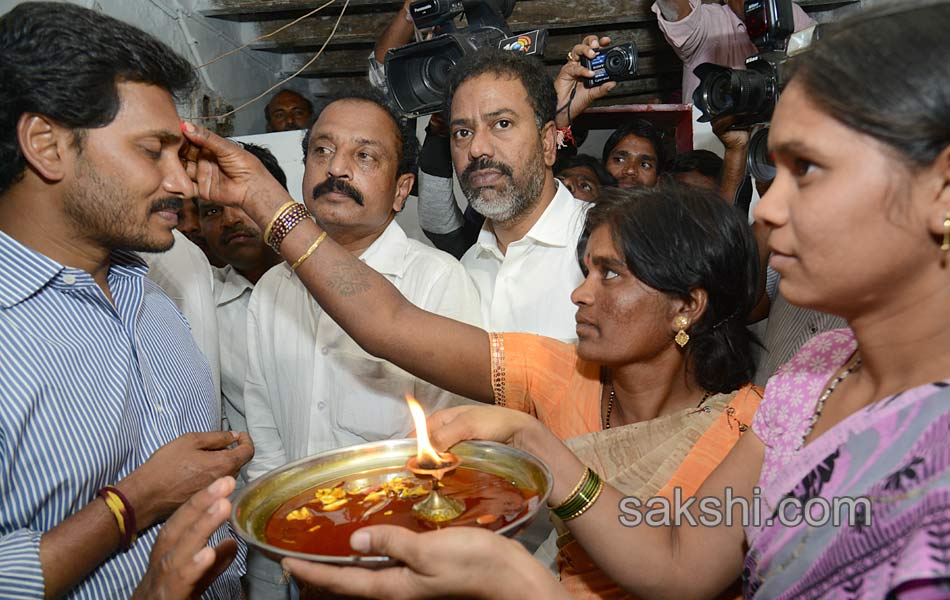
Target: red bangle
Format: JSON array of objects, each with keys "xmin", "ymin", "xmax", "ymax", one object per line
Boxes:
[{"xmin": 98, "ymin": 486, "xmax": 138, "ymax": 551}]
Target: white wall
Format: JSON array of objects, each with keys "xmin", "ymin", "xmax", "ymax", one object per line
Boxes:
[{"xmin": 0, "ymin": 0, "xmax": 283, "ymax": 135}]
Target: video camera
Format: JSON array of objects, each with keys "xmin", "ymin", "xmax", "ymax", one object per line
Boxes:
[{"xmin": 384, "ymin": 0, "xmax": 547, "ymax": 118}]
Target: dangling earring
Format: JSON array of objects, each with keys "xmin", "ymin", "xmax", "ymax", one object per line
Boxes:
[{"xmin": 674, "ymin": 315, "xmax": 690, "ymax": 348}]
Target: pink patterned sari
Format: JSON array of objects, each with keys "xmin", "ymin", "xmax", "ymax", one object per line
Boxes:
[{"xmin": 743, "ymin": 329, "xmax": 950, "ymax": 598}]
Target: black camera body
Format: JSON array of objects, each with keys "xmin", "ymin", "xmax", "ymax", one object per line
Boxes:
[
  {"xmin": 385, "ymin": 0, "xmax": 547, "ymax": 118},
  {"xmin": 580, "ymin": 43, "xmax": 638, "ymax": 89},
  {"xmin": 692, "ymin": 0, "xmax": 796, "ymax": 126}
]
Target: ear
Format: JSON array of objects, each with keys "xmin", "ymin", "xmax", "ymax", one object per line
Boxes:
[
  {"xmin": 670, "ymin": 288, "xmax": 710, "ymax": 332},
  {"xmin": 541, "ymin": 121, "xmax": 558, "ymax": 168},
  {"xmin": 17, "ymin": 113, "xmax": 76, "ymax": 183},
  {"xmin": 926, "ymin": 146, "xmax": 950, "ymax": 238},
  {"xmin": 392, "ymin": 172, "xmax": 414, "ymax": 213}
]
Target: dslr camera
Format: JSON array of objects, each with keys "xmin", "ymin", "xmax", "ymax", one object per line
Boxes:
[
  {"xmin": 692, "ymin": 0, "xmax": 799, "ymax": 127},
  {"xmin": 385, "ymin": 0, "xmax": 547, "ymax": 117},
  {"xmin": 580, "ymin": 43, "xmax": 639, "ymax": 89}
]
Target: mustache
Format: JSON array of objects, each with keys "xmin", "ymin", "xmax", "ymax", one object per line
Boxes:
[
  {"xmin": 312, "ymin": 177, "xmax": 364, "ymax": 207},
  {"xmin": 222, "ymin": 224, "xmax": 260, "ymax": 243},
  {"xmin": 153, "ymin": 197, "xmax": 184, "ymax": 213},
  {"xmin": 461, "ymin": 158, "xmax": 513, "ymax": 184}
]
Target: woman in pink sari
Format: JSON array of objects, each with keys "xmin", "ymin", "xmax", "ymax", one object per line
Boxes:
[{"xmin": 182, "ymin": 1, "xmax": 950, "ymax": 597}]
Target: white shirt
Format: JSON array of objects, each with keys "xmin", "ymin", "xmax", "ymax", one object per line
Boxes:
[
  {"xmin": 143, "ymin": 230, "xmax": 221, "ymax": 407},
  {"xmin": 212, "ymin": 265, "xmax": 255, "ymax": 433},
  {"xmin": 244, "ymin": 220, "xmax": 482, "ymax": 480},
  {"xmin": 461, "ymin": 181, "xmax": 587, "ymax": 342}
]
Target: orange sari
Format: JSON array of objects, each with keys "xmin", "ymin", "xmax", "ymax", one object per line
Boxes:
[{"xmin": 493, "ymin": 333, "xmax": 761, "ymax": 599}]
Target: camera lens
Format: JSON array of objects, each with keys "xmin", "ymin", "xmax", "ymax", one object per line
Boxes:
[
  {"xmin": 747, "ymin": 127, "xmax": 775, "ymax": 182},
  {"xmin": 603, "ymin": 47, "xmax": 632, "ymax": 77},
  {"xmin": 421, "ymin": 54, "xmax": 457, "ymax": 96}
]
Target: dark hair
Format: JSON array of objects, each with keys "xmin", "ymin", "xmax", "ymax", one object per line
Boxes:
[
  {"xmin": 302, "ymin": 87, "xmax": 419, "ymax": 177},
  {"xmin": 667, "ymin": 150, "xmax": 723, "ymax": 184},
  {"xmin": 554, "ymin": 153, "xmax": 617, "ymax": 187},
  {"xmin": 602, "ymin": 119, "xmax": 667, "ymax": 174},
  {"xmin": 239, "ymin": 142, "xmax": 287, "ymax": 191},
  {"xmin": 0, "ymin": 1, "xmax": 196, "ymax": 195},
  {"xmin": 444, "ymin": 47, "xmax": 556, "ymax": 131},
  {"xmin": 264, "ymin": 88, "xmax": 314, "ymax": 123},
  {"xmin": 786, "ymin": 0, "xmax": 950, "ymax": 168},
  {"xmin": 579, "ymin": 185, "xmax": 759, "ymax": 393}
]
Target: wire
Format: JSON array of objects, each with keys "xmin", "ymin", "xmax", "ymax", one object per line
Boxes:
[
  {"xmin": 194, "ymin": 0, "xmax": 336, "ymax": 70},
  {"xmin": 196, "ymin": 0, "xmax": 351, "ymax": 120}
]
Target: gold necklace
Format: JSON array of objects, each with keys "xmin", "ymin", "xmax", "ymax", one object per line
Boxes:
[
  {"xmin": 604, "ymin": 386, "xmax": 712, "ymax": 429},
  {"xmin": 798, "ymin": 357, "xmax": 862, "ymax": 449}
]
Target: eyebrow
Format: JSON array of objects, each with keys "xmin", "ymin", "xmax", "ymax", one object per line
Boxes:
[
  {"xmin": 450, "ymin": 108, "xmax": 518, "ymax": 129},
  {"xmin": 144, "ymin": 131, "xmax": 182, "ymax": 145},
  {"xmin": 588, "ymin": 255, "xmax": 627, "ymax": 270},
  {"xmin": 770, "ymin": 140, "xmax": 817, "ymax": 157}
]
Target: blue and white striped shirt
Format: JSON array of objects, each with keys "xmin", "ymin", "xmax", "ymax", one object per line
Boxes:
[{"xmin": 0, "ymin": 231, "xmax": 244, "ymax": 598}]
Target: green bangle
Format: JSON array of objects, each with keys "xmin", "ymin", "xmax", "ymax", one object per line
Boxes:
[{"xmin": 551, "ymin": 468, "xmax": 603, "ymax": 522}]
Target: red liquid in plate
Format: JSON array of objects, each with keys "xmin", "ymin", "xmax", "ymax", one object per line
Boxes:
[{"xmin": 264, "ymin": 467, "xmax": 536, "ymax": 556}]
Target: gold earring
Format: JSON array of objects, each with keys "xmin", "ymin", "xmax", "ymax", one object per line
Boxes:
[
  {"xmin": 674, "ymin": 315, "xmax": 690, "ymax": 348},
  {"xmin": 941, "ymin": 212, "xmax": 950, "ymax": 252}
]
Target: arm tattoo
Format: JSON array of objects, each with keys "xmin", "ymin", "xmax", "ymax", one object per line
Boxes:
[{"xmin": 325, "ymin": 261, "xmax": 373, "ymax": 297}]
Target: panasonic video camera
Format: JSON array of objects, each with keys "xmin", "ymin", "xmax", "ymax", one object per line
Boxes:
[{"xmin": 384, "ymin": 0, "xmax": 547, "ymax": 117}]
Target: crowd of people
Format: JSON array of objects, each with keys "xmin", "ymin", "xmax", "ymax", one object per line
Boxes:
[{"xmin": 0, "ymin": 0, "xmax": 948, "ymax": 598}]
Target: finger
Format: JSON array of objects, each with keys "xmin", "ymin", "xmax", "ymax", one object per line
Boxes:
[
  {"xmin": 283, "ymin": 559, "xmax": 399, "ymax": 599},
  {"xmin": 193, "ymin": 538, "xmax": 239, "ymax": 595},
  {"xmin": 428, "ymin": 407, "xmax": 490, "ymax": 451},
  {"xmin": 572, "ymin": 42, "xmax": 596, "ymax": 60},
  {"xmin": 559, "ymin": 62, "xmax": 596, "ymax": 81},
  {"xmin": 222, "ymin": 432, "xmax": 254, "ymax": 472},
  {"xmin": 161, "ymin": 478, "xmax": 235, "ymax": 554},
  {"xmin": 590, "ymin": 80, "xmax": 618, "ymax": 101},
  {"xmin": 191, "ymin": 430, "xmax": 242, "ymax": 451},
  {"xmin": 181, "ymin": 121, "xmax": 243, "ymax": 162}
]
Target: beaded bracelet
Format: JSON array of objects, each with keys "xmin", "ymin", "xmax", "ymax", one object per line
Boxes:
[
  {"xmin": 263, "ymin": 201, "xmax": 296, "ymax": 244},
  {"xmin": 550, "ymin": 467, "xmax": 604, "ymax": 522},
  {"xmin": 98, "ymin": 486, "xmax": 138, "ymax": 551},
  {"xmin": 266, "ymin": 203, "xmax": 311, "ymax": 252},
  {"xmin": 291, "ymin": 231, "xmax": 328, "ymax": 271}
]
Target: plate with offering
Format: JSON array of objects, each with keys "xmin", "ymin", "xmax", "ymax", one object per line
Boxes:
[{"xmin": 230, "ymin": 396, "xmax": 553, "ymax": 566}]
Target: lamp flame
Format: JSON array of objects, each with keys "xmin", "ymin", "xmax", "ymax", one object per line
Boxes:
[{"xmin": 406, "ymin": 394, "xmax": 452, "ymax": 469}]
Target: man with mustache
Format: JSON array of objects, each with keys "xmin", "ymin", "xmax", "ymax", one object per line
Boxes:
[
  {"xmin": 448, "ymin": 48, "xmax": 588, "ymax": 341},
  {"xmin": 242, "ymin": 89, "xmax": 481, "ymax": 485},
  {"xmin": 0, "ymin": 3, "xmax": 252, "ymax": 597}
]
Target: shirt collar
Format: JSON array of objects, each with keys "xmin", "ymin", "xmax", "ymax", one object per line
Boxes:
[
  {"xmin": 284, "ymin": 219, "xmax": 410, "ymax": 281},
  {"xmin": 359, "ymin": 219, "xmax": 410, "ymax": 277},
  {"xmin": 473, "ymin": 180, "xmax": 586, "ymax": 257},
  {"xmin": 0, "ymin": 231, "xmax": 147, "ymax": 309},
  {"xmin": 214, "ymin": 264, "xmax": 254, "ymax": 305}
]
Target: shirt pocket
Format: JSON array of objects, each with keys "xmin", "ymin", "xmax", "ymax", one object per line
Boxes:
[{"xmin": 327, "ymin": 350, "xmax": 414, "ymax": 442}]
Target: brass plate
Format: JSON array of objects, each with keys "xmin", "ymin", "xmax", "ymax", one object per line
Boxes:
[{"xmin": 230, "ymin": 439, "xmax": 553, "ymax": 566}]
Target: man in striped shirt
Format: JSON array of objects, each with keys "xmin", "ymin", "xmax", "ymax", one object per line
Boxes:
[{"xmin": 0, "ymin": 3, "xmax": 253, "ymax": 597}]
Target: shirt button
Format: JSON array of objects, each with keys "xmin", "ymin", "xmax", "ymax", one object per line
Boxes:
[
  {"xmin": 318, "ymin": 401, "xmax": 326, "ymax": 410},
  {"xmin": 321, "ymin": 347, "xmax": 329, "ymax": 356},
  {"xmin": 63, "ymin": 274, "xmax": 77, "ymax": 285}
]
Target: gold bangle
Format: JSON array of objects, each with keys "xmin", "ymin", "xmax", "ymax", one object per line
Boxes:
[
  {"xmin": 263, "ymin": 201, "xmax": 296, "ymax": 245},
  {"xmin": 291, "ymin": 231, "xmax": 328, "ymax": 271},
  {"xmin": 550, "ymin": 467, "xmax": 591, "ymax": 510}
]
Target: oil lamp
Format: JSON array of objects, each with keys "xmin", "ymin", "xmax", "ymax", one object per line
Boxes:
[{"xmin": 404, "ymin": 394, "xmax": 464, "ymax": 522}]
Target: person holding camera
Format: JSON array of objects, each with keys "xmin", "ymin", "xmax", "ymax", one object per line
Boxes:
[{"xmin": 652, "ymin": 0, "xmax": 815, "ymax": 103}]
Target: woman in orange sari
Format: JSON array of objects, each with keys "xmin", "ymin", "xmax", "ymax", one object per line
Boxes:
[{"xmin": 183, "ymin": 122, "xmax": 762, "ymax": 597}]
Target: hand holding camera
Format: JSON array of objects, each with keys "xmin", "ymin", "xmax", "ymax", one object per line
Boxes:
[{"xmin": 554, "ymin": 35, "xmax": 617, "ymax": 128}]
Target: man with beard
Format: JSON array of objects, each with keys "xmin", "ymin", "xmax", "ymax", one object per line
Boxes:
[
  {"xmin": 0, "ymin": 3, "xmax": 252, "ymax": 597},
  {"xmin": 243, "ymin": 89, "xmax": 481, "ymax": 485},
  {"xmin": 447, "ymin": 48, "xmax": 588, "ymax": 341},
  {"xmin": 264, "ymin": 89, "xmax": 314, "ymax": 133}
]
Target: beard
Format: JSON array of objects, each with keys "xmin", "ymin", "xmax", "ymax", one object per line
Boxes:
[
  {"xmin": 459, "ymin": 142, "xmax": 546, "ymax": 225},
  {"xmin": 65, "ymin": 155, "xmax": 179, "ymax": 253}
]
